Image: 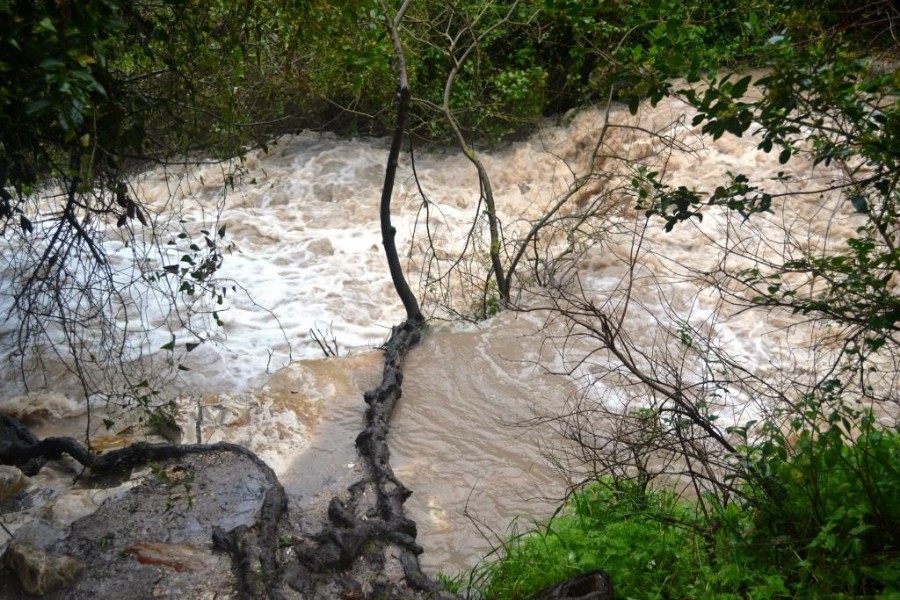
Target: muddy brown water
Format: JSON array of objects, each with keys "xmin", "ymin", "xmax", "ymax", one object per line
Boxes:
[
  {"xmin": 263, "ymin": 312, "xmax": 573, "ymax": 574},
  {"xmin": 392, "ymin": 313, "xmax": 573, "ymax": 573},
  {"xmin": 2, "ymin": 89, "xmax": 876, "ymax": 577}
]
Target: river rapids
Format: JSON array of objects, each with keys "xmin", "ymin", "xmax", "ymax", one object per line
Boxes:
[{"xmin": 0, "ymin": 91, "xmax": 877, "ymax": 574}]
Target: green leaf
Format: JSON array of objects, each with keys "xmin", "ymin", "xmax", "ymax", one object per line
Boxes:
[
  {"xmin": 725, "ymin": 117, "xmax": 744, "ymax": 137},
  {"xmin": 36, "ymin": 17, "xmax": 57, "ymax": 33},
  {"xmin": 732, "ymin": 75, "xmax": 752, "ymax": 97},
  {"xmin": 38, "ymin": 58, "xmax": 65, "ymax": 70},
  {"xmin": 25, "ymin": 99, "xmax": 51, "ymax": 115}
]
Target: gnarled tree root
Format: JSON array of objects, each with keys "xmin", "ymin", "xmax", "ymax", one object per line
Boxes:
[{"xmin": 292, "ymin": 318, "xmax": 452, "ymax": 598}]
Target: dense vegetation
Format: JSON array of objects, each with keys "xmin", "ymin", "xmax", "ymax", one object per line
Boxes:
[
  {"xmin": 2, "ymin": 0, "xmax": 899, "ymax": 597},
  {"xmin": 5, "ymin": 0, "xmax": 894, "ymax": 190},
  {"xmin": 448, "ymin": 422, "xmax": 900, "ymax": 598}
]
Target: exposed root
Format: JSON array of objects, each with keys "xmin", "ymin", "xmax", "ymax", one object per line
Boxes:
[
  {"xmin": 1, "ymin": 319, "xmax": 452, "ymax": 599},
  {"xmin": 0, "ymin": 419, "xmax": 287, "ymax": 598},
  {"xmin": 292, "ymin": 318, "xmax": 451, "ymax": 597}
]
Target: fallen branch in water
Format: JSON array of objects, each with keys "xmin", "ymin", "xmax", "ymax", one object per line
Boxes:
[{"xmin": 292, "ymin": 318, "xmax": 453, "ymax": 598}]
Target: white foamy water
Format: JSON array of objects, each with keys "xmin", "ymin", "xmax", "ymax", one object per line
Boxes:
[{"xmin": 1, "ymin": 91, "xmax": 877, "ymax": 573}]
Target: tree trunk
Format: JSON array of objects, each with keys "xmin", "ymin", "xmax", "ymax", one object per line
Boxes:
[{"xmin": 380, "ymin": 2, "xmax": 424, "ymax": 325}]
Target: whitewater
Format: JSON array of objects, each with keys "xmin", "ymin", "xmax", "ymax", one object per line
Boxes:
[{"xmin": 0, "ymin": 93, "xmax": 863, "ymax": 573}]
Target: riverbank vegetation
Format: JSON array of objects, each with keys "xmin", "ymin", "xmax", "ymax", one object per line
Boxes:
[
  {"xmin": 447, "ymin": 423, "xmax": 900, "ymax": 598},
  {"xmin": 2, "ymin": 1, "xmax": 899, "ymax": 596},
  {"xmin": 426, "ymin": 2, "xmax": 900, "ymax": 597}
]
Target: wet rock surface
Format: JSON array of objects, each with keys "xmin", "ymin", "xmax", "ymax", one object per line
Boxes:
[
  {"xmin": 0, "ymin": 465, "xmax": 27, "ymax": 501},
  {"xmin": 0, "ymin": 321, "xmax": 458, "ymax": 599},
  {"xmin": 0, "ymin": 448, "xmax": 268, "ymax": 598},
  {"xmin": 3, "ymin": 541, "xmax": 82, "ymax": 595}
]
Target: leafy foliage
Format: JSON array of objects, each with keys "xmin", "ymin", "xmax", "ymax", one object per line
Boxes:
[
  {"xmin": 456, "ymin": 418, "xmax": 900, "ymax": 598},
  {"xmin": 0, "ymin": 0, "xmax": 313, "ymax": 408},
  {"xmin": 729, "ymin": 403, "xmax": 900, "ymax": 595},
  {"xmin": 0, "ymin": 0, "xmax": 311, "ymax": 193},
  {"xmin": 469, "ymin": 483, "xmax": 698, "ymax": 599},
  {"xmin": 624, "ymin": 4, "xmax": 900, "ymax": 371}
]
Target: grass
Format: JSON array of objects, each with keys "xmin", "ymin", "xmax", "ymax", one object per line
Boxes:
[{"xmin": 443, "ymin": 424, "xmax": 900, "ymax": 599}]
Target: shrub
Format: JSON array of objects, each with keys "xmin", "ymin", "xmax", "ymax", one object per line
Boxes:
[{"xmin": 457, "ymin": 419, "xmax": 900, "ymax": 599}]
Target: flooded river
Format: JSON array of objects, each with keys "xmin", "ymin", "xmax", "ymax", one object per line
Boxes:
[{"xmin": 1, "ymin": 91, "xmax": 868, "ymax": 574}]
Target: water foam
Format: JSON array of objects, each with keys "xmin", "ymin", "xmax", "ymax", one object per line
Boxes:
[{"xmin": 0, "ymin": 93, "xmax": 863, "ymax": 571}]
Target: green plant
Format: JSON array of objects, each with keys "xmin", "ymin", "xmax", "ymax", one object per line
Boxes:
[
  {"xmin": 725, "ymin": 394, "xmax": 900, "ymax": 596},
  {"xmin": 460, "ymin": 481, "xmax": 700, "ymax": 599},
  {"xmin": 150, "ymin": 462, "xmax": 196, "ymax": 516},
  {"xmin": 278, "ymin": 536, "xmax": 295, "ymax": 549}
]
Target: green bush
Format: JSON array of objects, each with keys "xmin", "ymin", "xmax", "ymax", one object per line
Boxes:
[
  {"xmin": 455, "ymin": 417, "xmax": 900, "ymax": 599},
  {"xmin": 727, "ymin": 409, "xmax": 900, "ymax": 596},
  {"xmin": 458, "ymin": 482, "xmax": 699, "ymax": 599}
]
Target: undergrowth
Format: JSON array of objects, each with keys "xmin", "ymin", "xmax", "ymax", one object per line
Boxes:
[{"xmin": 444, "ymin": 415, "xmax": 900, "ymax": 599}]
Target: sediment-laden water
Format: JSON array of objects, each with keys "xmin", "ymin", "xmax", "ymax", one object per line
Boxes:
[{"xmin": 1, "ymin": 92, "xmax": 869, "ymax": 573}]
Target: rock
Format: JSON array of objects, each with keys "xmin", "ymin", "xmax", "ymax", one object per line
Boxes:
[
  {"xmin": 2, "ymin": 542, "xmax": 81, "ymax": 596},
  {"xmin": 9, "ymin": 521, "xmax": 64, "ymax": 551},
  {"xmin": 0, "ymin": 465, "xmax": 27, "ymax": 501},
  {"xmin": 122, "ymin": 542, "xmax": 218, "ymax": 573},
  {"xmin": 531, "ymin": 570, "xmax": 614, "ymax": 600},
  {"xmin": 0, "ymin": 447, "xmax": 276, "ymax": 599}
]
